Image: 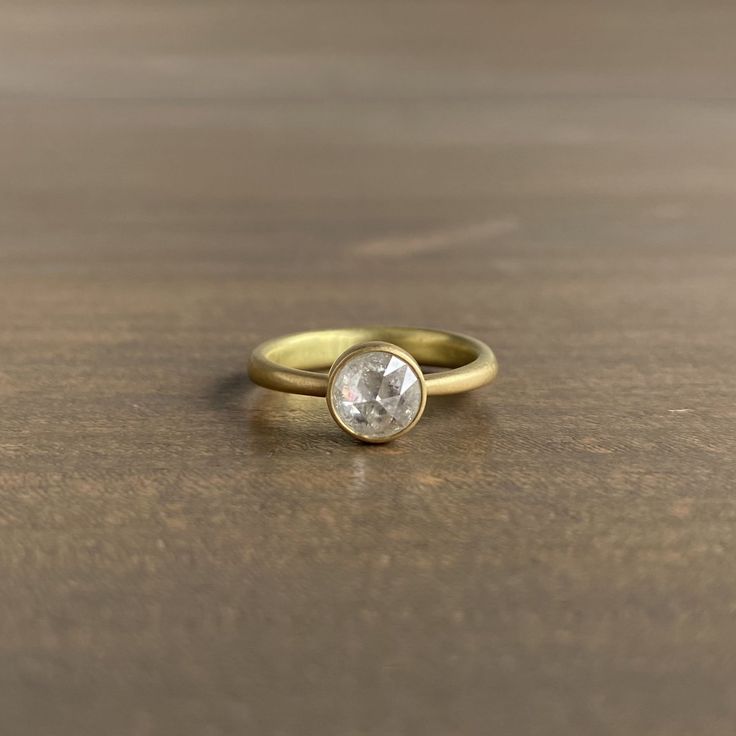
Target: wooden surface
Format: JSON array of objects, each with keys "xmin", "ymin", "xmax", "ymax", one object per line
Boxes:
[{"xmin": 2, "ymin": 2, "xmax": 736, "ymax": 734}]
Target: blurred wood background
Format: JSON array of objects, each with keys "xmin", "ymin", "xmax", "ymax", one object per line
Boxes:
[{"xmin": 1, "ymin": 2, "xmax": 735, "ymax": 734}]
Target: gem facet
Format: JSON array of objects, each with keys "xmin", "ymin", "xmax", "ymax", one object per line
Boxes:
[{"xmin": 329, "ymin": 350, "xmax": 424, "ymax": 440}]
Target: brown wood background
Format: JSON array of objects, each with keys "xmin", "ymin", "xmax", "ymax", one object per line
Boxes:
[{"xmin": 1, "ymin": 2, "xmax": 735, "ymax": 734}]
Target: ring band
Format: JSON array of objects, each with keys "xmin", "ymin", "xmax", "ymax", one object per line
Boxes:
[{"xmin": 248, "ymin": 327, "xmax": 498, "ymax": 443}]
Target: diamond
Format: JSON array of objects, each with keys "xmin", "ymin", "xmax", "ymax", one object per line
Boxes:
[{"xmin": 329, "ymin": 348, "xmax": 424, "ymax": 441}]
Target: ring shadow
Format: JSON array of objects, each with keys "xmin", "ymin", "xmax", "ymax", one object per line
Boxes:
[
  {"xmin": 209, "ymin": 370, "xmax": 341, "ymax": 446},
  {"xmin": 209, "ymin": 370, "xmax": 497, "ymax": 454}
]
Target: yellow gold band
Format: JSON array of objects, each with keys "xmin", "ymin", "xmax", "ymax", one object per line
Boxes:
[{"xmin": 248, "ymin": 327, "xmax": 498, "ymax": 397}]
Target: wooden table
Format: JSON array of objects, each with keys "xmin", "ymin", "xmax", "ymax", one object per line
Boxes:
[{"xmin": 1, "ymin": 2, "xmax": 735, "ymax": 734}]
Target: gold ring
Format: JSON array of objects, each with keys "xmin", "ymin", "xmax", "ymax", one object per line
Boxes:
[{"xmin": 248, "ymin": 327, "xmax": 498, "ymax": 443}]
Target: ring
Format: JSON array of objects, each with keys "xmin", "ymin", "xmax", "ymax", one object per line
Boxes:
[{"xmin": 248, "ymin": 327, "xmax": 498, "ymax": 443}]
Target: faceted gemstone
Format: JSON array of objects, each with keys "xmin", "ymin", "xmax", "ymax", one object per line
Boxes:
[{"xmin": 330, "ymin": 350, "xmax": 423, "ymax": 440}]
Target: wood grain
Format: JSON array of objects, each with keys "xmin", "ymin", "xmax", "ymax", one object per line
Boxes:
[{"xmin": 1, "ymin": 2, "xmax": 735, "ymax": 735}]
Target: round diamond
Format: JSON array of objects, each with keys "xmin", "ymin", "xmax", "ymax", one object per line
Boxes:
[{"xmin": 329, "ymin": 350, "xmax": 424, "ymax": 440}]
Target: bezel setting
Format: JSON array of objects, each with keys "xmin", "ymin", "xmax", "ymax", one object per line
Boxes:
[{"xmin": 326, "ymin": 341, "xmax": 427, "ymax": 443}]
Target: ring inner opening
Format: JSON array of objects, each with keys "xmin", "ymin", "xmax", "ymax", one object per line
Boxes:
[{"xmin": 264, "ymin": 329, "xmax": 480, "ymax": 372}]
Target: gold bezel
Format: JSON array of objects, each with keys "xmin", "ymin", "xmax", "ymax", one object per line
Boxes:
[{"xmin": 326, "ymin": 341, "xmax": 428, "ymax": 444}]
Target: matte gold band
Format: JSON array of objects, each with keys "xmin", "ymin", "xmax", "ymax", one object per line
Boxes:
[{"xmin": 248, "ymin": 327, "xmax": 498, "ymax": 397}]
